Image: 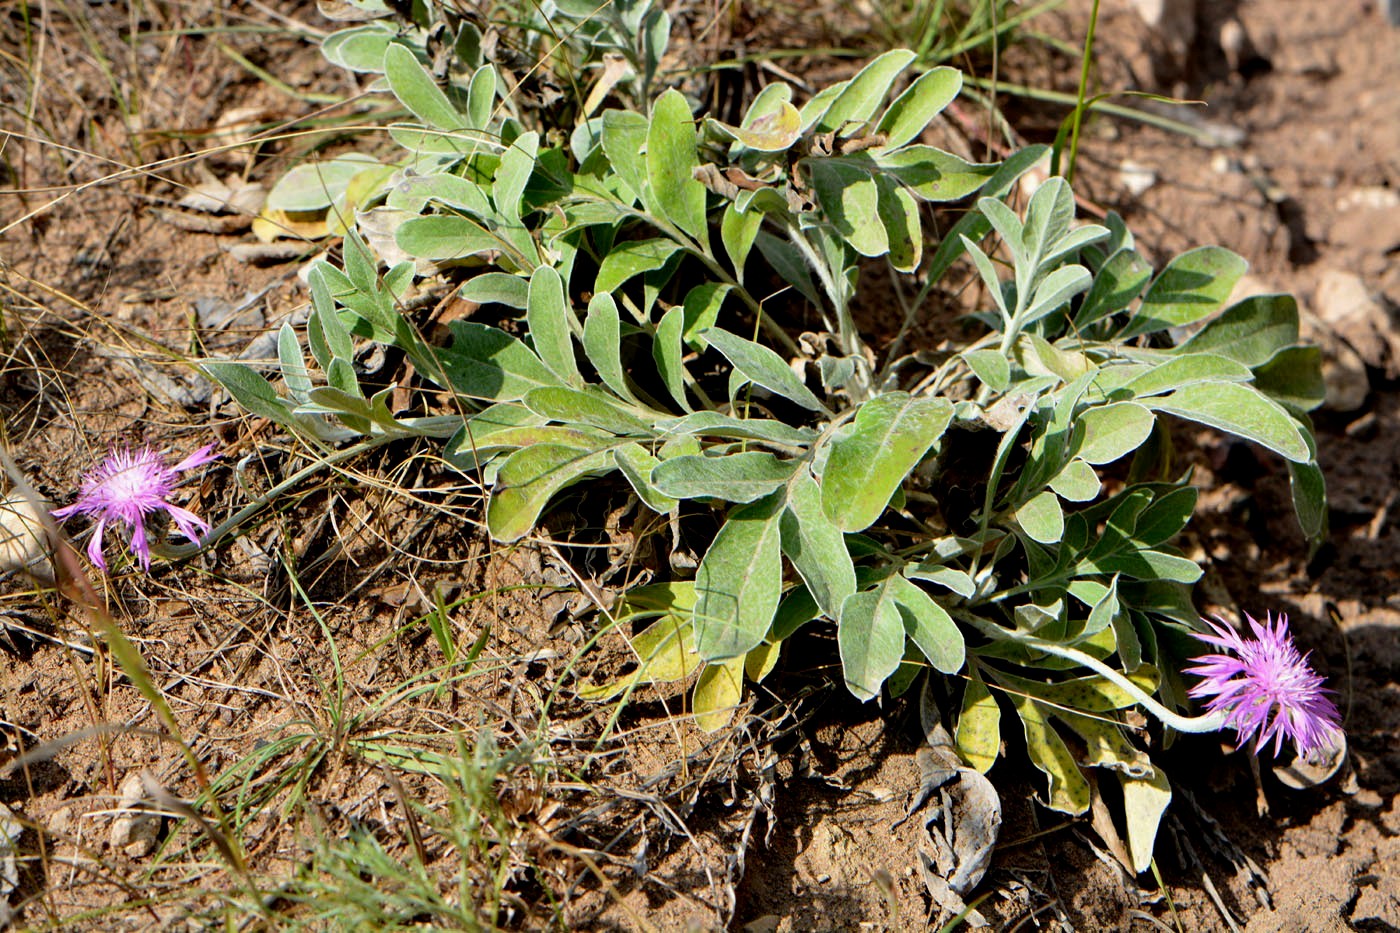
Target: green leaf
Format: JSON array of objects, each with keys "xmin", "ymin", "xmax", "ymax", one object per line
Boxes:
[
  {"xmin": 396, "ymin": 214, "xmax": 505, "ymax": 261},
  {"xmin": 1016, "ymin": 490, "xmax": 1064, "ymax": 545},
  {"xmin": 875, "ymin": 66, "xmax": 961, "ymax": 149},
  {"xmin": 523, "ymin": 387, "xmax": 649, "ymax": 435},
  {"xmin": 437, "ymin": 321, "xmax": 563, "ymax": 402},
  {"xmin": 1120, "ymin": 246, "xmax": 1249, "ymax": 338},
  {"xmin": 964, "ymin": 349, "xmax": 1011, "ymax": 392},
  {"xmin": 1010, "ymin": 695, "xmax": 1090, "ymax": 814},
  {"xmin": 596, "ymin": 238, "xmax": 682, "ymax": 294},
  {"xmin": 1074, "ymin": 248, "xmax": 1153, "ymax": 327},
  {"xmin": 887, "ymin": 575, "xmax": 964, "ymax": 674},
  {"xmin": 754, "ymin": 232, "xmax": 823, "ymax": 305},
  {"xmin": 1121, "ymin": 768, "xmax": 1172, "ymax": 874},
  {"xmin": 1173, "ymin": 293, "xmax": 1300, "ymax": 367},
  {"xmin": 203, "ymin": 361, "xmax": 298, "ymax": 430},
  {"xmin": 807, "ymin": 160, "xmax": 887, "ymax": 257},
  {"xmin": 277, "ymin": 323, "xmax": 313, "ymax": 402},
  {"xmin": 1251, "ymin": 346, "xmax": 1326, "ymax": 414},
  {"xmin": 956, "ymin": 666, "xmax": 1001, "ymax": 773},
  {"xmin": 877, "ymin": 146, "xmax": 997, "ymax": 201},
  {"xmin": 905, "ymin": 563, "xmax": 975, "ymax": 598},
  {"xmin": 1146, "ymin": 382, "xmax": 1310, "ymax": 462},
  {"xmin": 1289, "ymin": 456, "xmax": 1327, "ymax": 544},
  {"xmin": 1048, "ymin": 458, "xmax": 1100, "ymax": 502},
  {"xmin": 466, "ymin": 64, "xmax": 497, "ymax": 129},
  {"xmin": 601, "ymin": 109, "xmax": 649, "ymax": 202},
  {"xmin": 694, "ymin": 497, "xmax": 785, "ymax": 660},
  {"xmin": 582, "ymin": 293, "xmax": 637, "ymax": 403},
  {"xmin": 681, "ymin": 282, "xmax": 730, "ymax": 348},
  {"xmin": 613, "ymin": 443, "xmax": 678, "ymax": 514},
  {"xmin": 647, "ymin": 89, "xmax": 708, "ymax": 244},
  {"xmin": 710, "ymin": 100, "xmax": 802, "ymax": 151},
  {"xmin": 1119, "ymin": 353, "xmax": 1254, "ymax": 398},
  {"xmin": 387, "ymin": 171, "xmax": 492, "ymax": 217},
  {"xmin": 651, "ymin": 451, "xmax": 798, "ymax": 503},
  {"xmin": 526, "ymin": 265, "xmax": 580, "ymax": 383},
  {"xmin": 780, "ymin": 471, "xmax": 857, "ymax": 618},
  {"xmin": 652, "ymin": 305, "xmax": 690, "ymax": 411},
  {"xmin": 1132, "ymin": 487, "xmax": 1198, "ymax": 548},
  {"xmin": 1023, "ymin": 264, "xmax": 1092, "ymax": 325},
  {"xmin": 322, "ymin": 24, "xmax": 398, "ymax": 73},
  {"xmin": 578, "ymin": 613, "xmax": 699, "ymax": 701},
  {"xmin": 721, "ymin": 202, "xmax": 763, "ymax": 281},
  {"xmin": 266, "ymin": 153, "xmax": 381, "ymax": 212},
  {"xmin": 701, "ymin": 327, "xmax": 824, "ymax": 412},
  {"xmin": 815, "ymin": 48, "xmax": 915, "ymax": 134},
  {"xmin": 822, "ymin": 393, "xmax": 954, "ymax": 532},
  {"xmin": 1080, "ymin": 548, "xmax": 1203, "ymax": 584},
  {"xmin": 692, "ymin": 656, "xmax": 745, "ymax": 732},
  {"xmin": 486, "ymin": 444, "xmax": 611, "ymax": 542},
  {"xmin": 383, "ymin": 43, "xmax": 466, "ymax": 131},
  {"xmin": 1076, "ymin": 402, "xmax": 1156, "ymax": 465},
  {"xmin": 876, "ymin": 174, "xmax": 922, "ymax": 272},
  {"xmin": 459, "ymin": 272, "xmax": 529, "ymax": 309},
  {"xmin": 837, "ymin": 579, "xmax": 908, "ymax": 702}
]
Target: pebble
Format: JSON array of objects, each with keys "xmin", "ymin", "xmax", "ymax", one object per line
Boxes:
[
  {"xmin": 108, "ymin": 773, "xmax": 161, "ymax": 858},
  {"xmin": 1117, "ymin": 160, "xmax": 1158, "ymax": 198},
  {"xmin": 1314, "ymin": 269, "xmax": 1400, "ymax": 373},
  {"xmin": 0, "ymin": 495, "xmax": 54, "ymax": 580}
]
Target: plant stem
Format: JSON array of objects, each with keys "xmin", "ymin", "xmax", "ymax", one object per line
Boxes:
[{"xmin": 1065, "ymin": 0, "xmax": 1102, "ymax": 184}]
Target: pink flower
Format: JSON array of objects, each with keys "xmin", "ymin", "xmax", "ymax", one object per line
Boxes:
[
  {"xmin": 1186, "ymin": 613, "xmax": 1342, "ymax": 760},
  {"xmin": 52, "ymin": 444, "xmax": 218, "ymax": 572}
]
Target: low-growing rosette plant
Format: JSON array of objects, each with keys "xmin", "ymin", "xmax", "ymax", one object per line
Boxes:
[{"xmin": 199, "ymin": 0, "xmax": 1338, "ymax": 874}]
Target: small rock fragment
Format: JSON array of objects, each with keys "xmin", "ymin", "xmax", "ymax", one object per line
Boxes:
[
  {"xmin": 1314, "ymin": 269, "xmax": 1400, "ymax": 374},
  {"xmin": 108, "ymin": 773, "xmax": 161, "ymax": 858},
  {"xmin": 1117, "ymin": 160, "xmax": 1158, "ymax": 198},
  {"xmin": 0, "ymin": 495, "xmax": 54, "ymax": 580}
]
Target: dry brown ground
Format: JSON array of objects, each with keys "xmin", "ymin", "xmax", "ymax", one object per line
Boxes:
[{"xmin": 0, "ymin": 1, "xmax": 1397, "ymax": 930}]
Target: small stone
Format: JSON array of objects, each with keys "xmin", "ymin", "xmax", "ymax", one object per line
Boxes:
[
  {"xmin": 1117, "ymin": 160, "xmax": 1157, "ymax": 198},
  {"xmin": 1314, "ymin": 269, "xmax": 1400, "ymax": 373},
  {"xmin": 108, "ymin": 773, "xmax": 161, "ymax": 858},
  {"xmin": 0, "ymin": 495, "xmax": 54, "ymax": 580}
]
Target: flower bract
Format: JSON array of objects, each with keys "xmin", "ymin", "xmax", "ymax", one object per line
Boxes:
[
  {"xmin": 52, "ymin": 443, "xmax": 218, "ymax": 572},
  {"xmin": 1186, "ymin": 613, "xmax": 1342, "ymax": 760}
]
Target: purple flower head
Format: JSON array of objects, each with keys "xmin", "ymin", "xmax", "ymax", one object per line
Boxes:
[
  {"xmin": 52, "ymin": 443, "xmax": 218, "ymax": 572},
  {"xmin": 1186, "ymin": 612, "xmax": 1342, "ymax": 761}
]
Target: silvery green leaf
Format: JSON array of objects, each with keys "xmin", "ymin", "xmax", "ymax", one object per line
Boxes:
[
  {"xmin": 1075, "ymin": 248, "xmax": 1153, "ymax": 327},
  {"xmin": 459, "ymin": 272, "xmax": 529, "ymax": 309},
  {"xmin": 385, "ymin": 172, "xmax": 492, "ymax": 217},
  {"xmin": 1253, "ymin": 346, "xmax": 1325, "ymax": 414},
  {"xmin": 887, "ymin": 574, "xmax": 964, "ymax": 674},
  {"xmin": 523, "ymin": 387, "xmax": 650, "ymax": 435},
  {"xmin": 1172, "ymin": 293, "xmax": 1300, "ymax": 367},
  {"xmin": 652, "ymin": 306, "xmax": 691, "ymax": 411},
  {"xmin": 1119, "ymin": 246, "xmax": 1249, "ymax": 338},
  {"xmin": 655, "ymin": 411, "xmax": 817, "ymax": 446},
  {"xmin": 526, "ymin": 265, "xmax": 581, "ymax": 384},
  {"xmin": 780, "ymin": 470, "xmax": 856, "ymax": 618},
  {"xmin": 322, "ymin": 24, "xmax": 397, "ymax": 73},
  {"xmin": 807, "ymin": 160, "xmax": 887, "ymax": 257},
  {"xmin": 486, "ymin": 444, "xmax": 613, "ymax": 542},
  {"xmin": 383, "ymin": 43, "xmax": 467, "ymax": 131},
  {"xmin": 754, "ymin": 232, "xmax": 822, "ymax": 305},
  {"xmin": 614, "ymin": 443, "xmax": 678, "ymax": 514},
  {"xmin": 721, "ymin": 202, "xmax": 763, "ymax": 282},
  {"xmin": 651, "ymin": 451, "xmax": 798, "ymax": 503},
  {"xmin": 905, "ymin": 563, "xmax": 975, "ymax": 598},
  {"xmin": 395, "ymin": 214, "xmax": 505, "ymax": 261},
  {"xmin": 876, "ymin": 145, "xmax": 997, "ymax": 202},
  {"xmin": 1147, "ymin": 382, "xmax": 1309, "ymax": 462},
  {"xmin": 437, "ymin": 321, "xmax": 562, "ymax": 401},
  {"xmin": 1022, "ymin": 264, "xmax": 1091, "ymax": 326},
  {"xmin": 1119, "ymin": 353, "xmax": 1254, "ymax": 397},
  {"xmin": 582, "ymin": 292, "xmax": 639, "ymax": 404},
  {"xmin": 875, "ymin": 66, "xmax": 961, "ymax": 150},
  {"xmin": 596, "ymin": 238, "xmax": 681, "ymax": 293},
  {"xmin": 467, "ymin": 64, "xmax": 496, "ymax": 129},
  {"xmin": 813, "ymin": 49, "xmax": 914, "ymax": 134},
  {"xmin": 959, "ymin": 235, "xmax": 1008, "ymax": 320},
  {"xmin": 1015, "ymin": 490, "xmax": 1064, "ymax": 545},
  {"xmin": 964, "ymin": 349, "xmax": 1010, "ymax": 392},
  {"xmin": 1076, "ymin": 402, "xmax": 1156, "ymax": 465},
  {"xmin": 601, "ymin": 109, "xmax": 648, "ymax": 202},
  {"xmin": 1048, "ymin": 458, "xmax": 1100, "ymax": 502},
  {"xmin": 277, "ymin": 323, "xmax": 313, "ymax": 402},
  {"xmin": 838, "ymin": 579, "xmax": 908, "ymax": 702},
  {"xmin": 646, "ymin": 89, "xmax": 708, "ymax": 245},
  {"xmin": 266, "ymin": 153, "xmax": 381, "ymax": 212},
  {"xmin": 694, "ymin": 496, "xmax": 784, "ymax": 660},
  {"xmin": 876, "ymin": 173, "xmax": 921, "ymax": 272},
  {"xmin": 701, "ymin": 327, "xmax": 825, "ymax": 412},
  {"xmin": 821, "ymin": 393, "xmax": 954, "ymax": 532}
]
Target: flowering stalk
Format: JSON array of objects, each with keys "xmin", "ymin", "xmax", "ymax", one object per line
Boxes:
[
  {"xmin": 52, "ymin": 443, "xmax": 218, "ymax": 572},
  {"xmin": 957, "ymin": 610, "xmax": 1343, "ymax": 760}
]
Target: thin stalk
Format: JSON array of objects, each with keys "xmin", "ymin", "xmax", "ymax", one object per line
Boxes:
[{"xmin": 1064, "ymin": 0, "xmax": 1102, "ymax": 184}]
